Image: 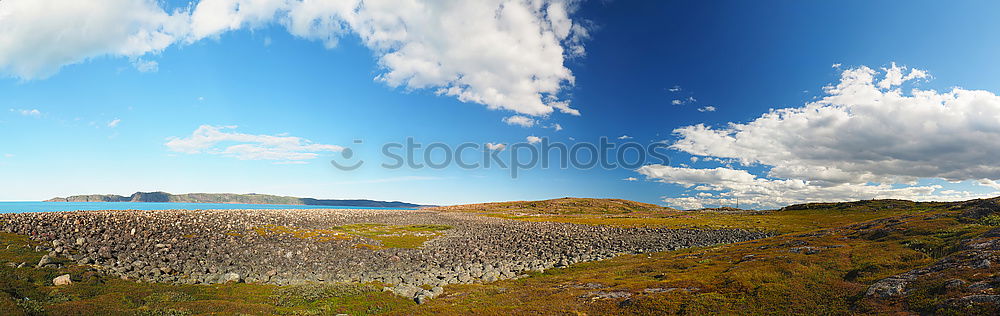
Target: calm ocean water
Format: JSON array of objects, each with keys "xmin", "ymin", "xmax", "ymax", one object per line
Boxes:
[{"xmin": 0, "ymin": 202, "xmax": 414, "ymax": 213}]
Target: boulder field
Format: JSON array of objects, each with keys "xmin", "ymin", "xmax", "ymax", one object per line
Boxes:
[{"xmin": 0, "ymin": 209, "xmax": 771, "ymax": 301}]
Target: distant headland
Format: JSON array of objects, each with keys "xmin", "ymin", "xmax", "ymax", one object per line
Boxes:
[{"xmin": 44, "ymin": 191, "xmax": 430, "ymax": 208}]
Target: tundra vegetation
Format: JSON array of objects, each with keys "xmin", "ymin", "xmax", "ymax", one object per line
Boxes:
[{"xmin": 1, "ymin": 197, "xmax": 999, "ymax": 315}]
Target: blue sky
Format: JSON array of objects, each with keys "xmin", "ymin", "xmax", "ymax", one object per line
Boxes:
[{"xmin": 3, "ymin": 0, "xmax": 1000, "ymax": 208}]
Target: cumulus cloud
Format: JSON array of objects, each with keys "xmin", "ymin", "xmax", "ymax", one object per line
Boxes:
[
  {"xmin": 526, "ymin": 136, "xmax": 542, "ymax": 144},
  {"xmin": 165, "ymin": 125, "xmax": 342, "ymax": 162},
  {"xmin": 622, "ymin": 177, "xmax": 638, "ymax": 181},
  {"xmin": 697, "ymin": 105, "xmax": 716, "ymax": 112},
  {"xmin": 485, "ymin": 142, "xmax": 506, "ymax": 151},
  {"xmin": 1, "ymin": 0, "xmax": 587, "ymax": 119},
  {"xmin": 503, "ymin": 115, "xmax": 536, "ymax": 127},
  {"xmin": 643, "ymin": 63, "xmax": 1000, "ymax": 209},
  {"xmin": 617, "ymin": 135, "xmax": 632, "ymax": 140},
  {"xmin": 671, "ymin": 63, "xmax": 1000, "ymax": 185},
  {"xmin": 0, "ymin": 0, "xmax": 189, "ymax": 80}
]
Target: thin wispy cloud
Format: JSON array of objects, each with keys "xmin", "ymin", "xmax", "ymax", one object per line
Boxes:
[
  {"xmin": 132, "ymin": 59, "xmax": 158, "ymax": 73},
  {"xmin": 165, "ymin": 125, "xmax": 343, "ymax": 163},
  {"xmin": 10, "ymin": 108, "xmax": 41, "ymax": 117}
]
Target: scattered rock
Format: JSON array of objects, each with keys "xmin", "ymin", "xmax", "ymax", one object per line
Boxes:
[
  {"xmin": 36, "ymin": 255, "xmax": 51, "ymax": 268},
  {"xmin": 585, "ymin": 291, "xmax": 632, "ymax": 299},
  {"xmin": 866, "ymin": 278, "xmax": 907, "ymax": 298},
  {"xmin": 789, "ymin": 246, "xmax": 821, "ymax": 255},
  {"xmin": 53, "ymin": 274, "xmax": 72, "ymax": 286},
  {"xmin": 219, "ymin": 272, "xmax": 242, "ymax": 283},
  {"xmin": 0, "ymin": 209, "xmax": 772, "ymax": 291},
  {"xmin": 958, "ymin": 294, "xmax": 1000, "ymax": 305},
  {"xmin": 944, "ymin": 279, "xmax": 967, "ymax": 290}
]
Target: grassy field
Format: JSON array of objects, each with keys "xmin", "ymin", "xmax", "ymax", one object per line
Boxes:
[
  {"xmin": 2, "ymin": 198, "xmax": 998, "ymax": 315},
  {"xmin": 249, "ymin": 223, "xmax": 453, "ymax": 249}
]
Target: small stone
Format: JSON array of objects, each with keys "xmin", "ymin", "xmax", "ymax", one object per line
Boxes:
[
  {"xmin": 53, "ymin": 274, "xmax": 72, "ymax": 286},
  {"xmin": 973, "ymin": 259, "xmax": 991, "ymax": 270},
  {"xmin": 866, "ymin": 278, "xmax": 907, "ymax": 298},
  {"xmin": 219, "ymin": 272, "xmax": 242, "ymax": 283},
  {"xmin": 36, "ymin": 255, "xmax": 51, "ymax": 268},
  {"xmin": 944, "ymin": 279, "xmax": 967, "ymax": 290}
]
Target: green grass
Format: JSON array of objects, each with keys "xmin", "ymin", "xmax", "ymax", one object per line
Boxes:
[
  {"xmin": 0, "ymin": 232, "xmax": 414, "ymax": 315},
  {"xmin": 250, "ymin": 223, "xmax": 453, "ymax": 249},
  {"xmin": 330, "ymin": 223, "xmax": 452, "ymax": 249},
  {"xmin": 398, "ymin": 205, "xmax": 993, "ymax": 315},
  {"xmin": 492, "ymin": 207, "xmax": 928, "ymax": 234}
]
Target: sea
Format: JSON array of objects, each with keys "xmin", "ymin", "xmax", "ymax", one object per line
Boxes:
[{"xmin": 0, "ymin": 202, "xmax": 415, "ymax": 213}]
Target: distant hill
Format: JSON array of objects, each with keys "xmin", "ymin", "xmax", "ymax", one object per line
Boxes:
[
  {"xmin": 778, "ymin": 199, "xmax": 936, "ymax": 212},
  {"xmin": 428, "ymin": 197, "xmax": 676, "ymax": 215},
  {"xmin": 45, "ymin": 192, "xmax": 428, "ymax": 208}
]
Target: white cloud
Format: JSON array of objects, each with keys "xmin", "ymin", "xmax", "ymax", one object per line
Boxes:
[
  {"xmin": 132, "ymin": 59, "xmax": 159, "ymax": 72},
  {"xmin": 187, "ymin": 0, "xmax": 288, "ymax": 42},
  {"xmin": 668, "ymin": 85, "xmax": 681, "ymax": 92},
  {"xmin": 877, "ymin": 62, "xmax": 929, "ymax": 90},
  {"xmin": 671, "ymin": 100, "xmax": 683, "ymax": 105},
  {"xmin": 643, "ymin": 63, "xmax": 1000, "ymax": 209},
  {"xmin": 548, "ymin": 123, "xmax": 563, "ymax": 131},
  {"xmin": 165, "ymin": 125, "xmax": 343, "ymax": 162},
  {"xmin": 978, "ymin": 179, "xmax": 1000, "ymax": 191},
  {"xmin": 670, "ymin": 63, "xmax": 1000, "ymax": 185},
  {"xmin": 485, "ymin": 142, "xmax": 506, "ymax": 151},
  {"xmin": 503, "ymin": 115, "xmax": 536, "ymax": 127},
  {"xmin": 1, "ymin": 0, "xmax": 587, "ymax": 119},
  {"xmin": 638, "ymin": 165, "xmax": 986, "ymax": 209},
  {"xmin": 526, "ymin": 136, "xmax": 542, "ymax": 144},
  {"xmin": 617, "ymin": 135, "xmax": 632, "ymax": 140},
  {"xmin": 2, "ymin": 154, "xmax": 13, "ymax": 158},
  {"xmin": 107, "ymin": 118, "xmax": 121, "ymax": 128},
  {"xmin": 831, "ymin": 63, "xmax": 842, "ymax": 68},
  {"xmin": 0, "ymin": 0, "xmax": 189, "ymax": 80},
  {"xmin": 697, "ymin": 105, "xmax": 716, "ymax": 112},
  {"xmin": 11, "ymin": 109, "xmax": 41, "ymax": 116},
  {"xmin": 622, "ymin": 177, "xmax": 638, "ymax": 181}
]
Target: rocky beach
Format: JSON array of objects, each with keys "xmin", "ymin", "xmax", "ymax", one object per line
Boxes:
[{"xmin": 0, "ymin": 208, "xmax": 770, "ymax": 302}]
